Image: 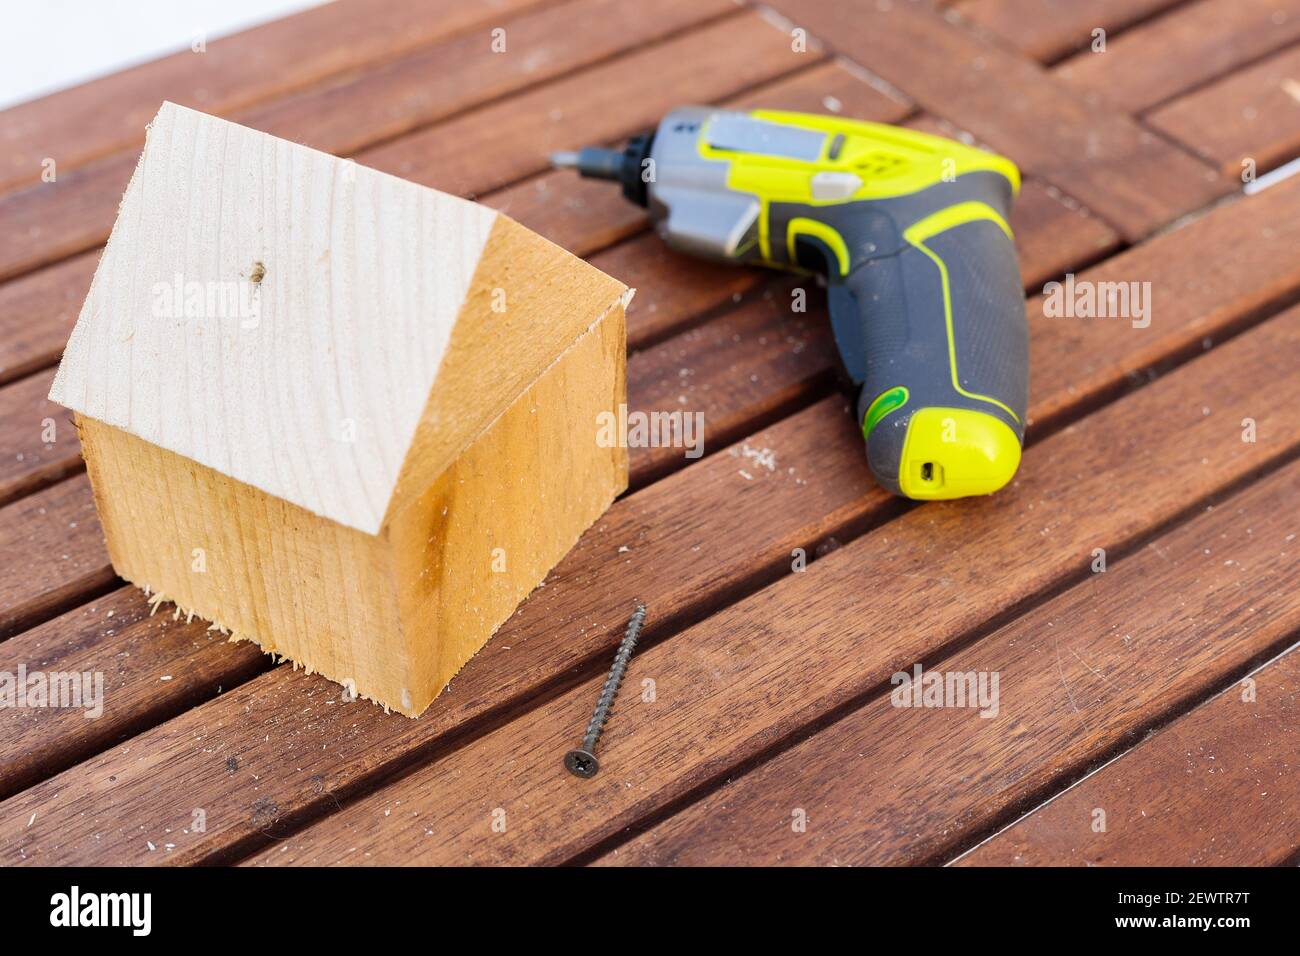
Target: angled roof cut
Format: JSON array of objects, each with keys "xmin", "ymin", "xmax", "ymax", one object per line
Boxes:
[{"xmin": 50, "ymin": 102, "xmax": 500, "ymax": 534}]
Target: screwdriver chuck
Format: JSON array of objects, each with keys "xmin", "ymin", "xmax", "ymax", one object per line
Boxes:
[{"xmin": 550, "ymin": 133, "xmax": 654, "ymax": 206}]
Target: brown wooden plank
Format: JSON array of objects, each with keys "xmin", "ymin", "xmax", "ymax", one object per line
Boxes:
[
  {"xmin": 0, "ymin": 475, "xmax": 112, "ymax": 640},
  {"xmin": 0, "ymin": 368, "xmax": 78, "ymax": 506},
  {"xmin": 0, "ymin": 251, "xmax": 95, "ymax": 388},
  {"xmin": 354, "ymin": 13, "xmax": 810, "ymax": 196},
  {"xmin": 0, "ymin": 0, "xmax": 552, "ymax": 194},
  {"xmin": 0, "ymin": 157, "xmax": 134, "ymax": 284},
  {"xmin": 763, "ymin": 0, "xmax": 1228, "ymax": 240},
  {"xmin": 1028, "ymin": 178, "xmax": 1300, "ymax": 431},
  {"xmin": 236, "ymin": 0, "xmax": 736, "ymax": 158},
  {"xmin": 1055, "ymin": 0, "xmax": 1300, "ymax": 114},
  {"xmin": 729, "ymin": 56, "xmax": 914, "ymax": 118},
  {"xmin": 1145, "ymin": 45, "xmax": 1300, "ymax": 178},
  {"xmin": 627, "ymin": 290, "xmax": 831, "ymax": 487},
  {"xmin": 7, "ymin": 289, "xmax": 1298, "ymax": 866},
  {"xmin": 592, "ymin": 233, "xmax": 769, "ymax": 349},
  {"xmin": 598, "ymin": 454, "xmax": 1300, "ymax": 865},
  {"xmin": 0, "ymin": 586, "xmax": 268, "ymax": 800},
  {"xmin": 489, "ymin": 171, "xmax": 650, "ymax": 260},
  {"xmin": 957, "ymin": 645, "xmax": 1300, "ymax": 866},
  {"xmin": 0, "ymin": 0, "xmax": 761, "ymax": 284},
  {"xmin": 956, "ymin": 0, "xmax": 1189, "ymax": 63},
  {"xmin": 236, "ymin": 310, "xmax": 1300, "ymax": 866}
]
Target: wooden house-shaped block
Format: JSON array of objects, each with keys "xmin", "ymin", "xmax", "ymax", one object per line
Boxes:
[{"xmin": 49, "ymin": 103, "xmax": 630, "ymax": 716}]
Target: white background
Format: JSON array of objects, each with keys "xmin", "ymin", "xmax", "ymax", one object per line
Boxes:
[{"xmin": 0, "ymin": 0, "xmax": 331, "ymax": 110}]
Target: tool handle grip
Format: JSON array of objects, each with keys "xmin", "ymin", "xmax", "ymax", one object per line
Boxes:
[{"xmin": 831, "ymin": 185, "xmax": 1028, "ymax": 498}]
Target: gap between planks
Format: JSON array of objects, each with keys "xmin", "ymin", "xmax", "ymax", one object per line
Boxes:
[{"xmin": 946, "ymin": 633, "xmax": 1300, "ymax": 866}]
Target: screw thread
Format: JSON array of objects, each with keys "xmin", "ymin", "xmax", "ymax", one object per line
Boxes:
[{"xmin": 581, "ymin": 603, "xmax": 646, "ymax": 751}]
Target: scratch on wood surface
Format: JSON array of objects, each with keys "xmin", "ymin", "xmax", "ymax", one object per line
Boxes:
[
  {"xmin": 1070, "ymin": 647, "xmax": 1119, "ymax": 692},
  {"xmin": 1054, "ymin": 637, "xmax": 1081, "ymax": 713}
]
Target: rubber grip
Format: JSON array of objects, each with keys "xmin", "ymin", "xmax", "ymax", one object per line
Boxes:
[{"xmin": 831, "ymin": 185, "xmax": 1028, "ymax": 495}]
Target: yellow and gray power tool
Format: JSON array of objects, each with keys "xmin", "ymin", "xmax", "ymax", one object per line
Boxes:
[{"xmin": 552, "ymin": 107, "xmax": 1028, "ymax": 499}]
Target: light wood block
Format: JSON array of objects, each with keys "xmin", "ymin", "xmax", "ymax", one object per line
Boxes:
[{"xmin": 51, "ymin": 103, "xmax": 629, "ymax": 715}]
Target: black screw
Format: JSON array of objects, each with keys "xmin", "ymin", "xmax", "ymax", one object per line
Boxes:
[{"xmin": 564, "ymin": 603, "xmax": 647, "ymax": 779}]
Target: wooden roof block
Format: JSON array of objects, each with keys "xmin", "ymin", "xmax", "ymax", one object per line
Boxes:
[
  {"xmin": 46, "ymin": 102, "xmax": 630, "ymax": 714},
  {"xmin": 49, "ymin": 102, "xmax": 624, "ymax": 535}
]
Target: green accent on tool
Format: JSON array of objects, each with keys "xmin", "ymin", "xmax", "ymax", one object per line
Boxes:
[{"xmin": 862, "ymin": 386, "xmax": 909, "ymax": 437}]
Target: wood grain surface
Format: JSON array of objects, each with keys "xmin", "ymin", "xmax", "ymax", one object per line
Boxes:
[
  {"xmin": 1055, "ymin": 0, "xmax": 1300, "ymax": 114},
  {"xmin": 602, "ymin": 454, "xmax": 1300, "ymax": 865},
  {"xmin": 4, "ymin": 171, "xmax": 1286, "ymax": 655},
  {"xmin": 0, "ymin": 368, "xmax": 76, "ymax": 507},
  {"xmin": 1146, "ymin": 45, "xmax": 1300, "ymax": 177},
  {"xmin": 0, "ymin": 0, "xmax": 552, "ymax": 193},
  {"xmin": 356, "ymin": 12, "xmax": 810, "ymax": 196},
  {"xmin": 0, "ymin": 585, "xmax": 268, "ymax": 800},
  {"xmin": 0, "ymin": 68, "xmax": 1124, "ymax": 653},
  {"xmin": 2, "ymin": 298, "xmax": 1271, "ymax": 865},
  {"xmin": 957, "ymin": 646, "xmax": 1300, "ymax": 866},
  {"xmin": 957, "ymin": 0, "xmax": 1189, "ymax": 62},
  {"xmin": 238, "ymin": 311, "xmax": 1300, "ymax": 866},
  {"xmin": 0, "ymin": 475, "xmax": 112, "ymax": 641},
  {"xmin": 0, "ymin": 152, "xmax": 1235, "ymax": 759}
]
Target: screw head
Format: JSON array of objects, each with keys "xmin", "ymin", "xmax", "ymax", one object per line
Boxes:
[{"xmin": 564, "ymin": 748, "xmax": 599, "ymax": 779}]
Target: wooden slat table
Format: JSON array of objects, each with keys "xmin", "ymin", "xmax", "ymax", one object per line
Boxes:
[{"xmin": 0, "ymin": 0, "xmax": 1296, "ymax": 867}]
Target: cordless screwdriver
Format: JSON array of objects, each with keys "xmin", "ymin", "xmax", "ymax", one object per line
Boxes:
[{"xmin": 552, "ymin": 107, "xmax": 1028, "ymax": 499}]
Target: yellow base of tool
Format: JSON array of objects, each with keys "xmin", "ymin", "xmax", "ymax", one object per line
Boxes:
[{"xmin": 898, "ymin": 408, "xmax": 1022, "ymax": 499}]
